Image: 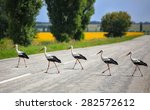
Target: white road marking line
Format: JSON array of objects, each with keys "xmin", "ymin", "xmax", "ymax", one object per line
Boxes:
[
  {"xmin": 0, "ymin": 73, "xmax": 32, "ymax": 85},
  {"xmin": 90, "ymin": 54, "xmax": 97, "ymax": 57},
  {"xmin": 63, "ymin": 60, "xmax": 75, "ymax": 65},
  {"xmin": 0, "ymin": 57, "xmax": 90, "ymax": 84},
  {"xmin": 0, "ymin": 60, "xmax": 75, "ymax": 84}
]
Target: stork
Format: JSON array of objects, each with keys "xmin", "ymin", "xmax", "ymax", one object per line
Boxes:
[
  {"xmin": 15, "ymin": 44, "xmax": 29, "ymax": 68},
  {"xmin": 97, "ymin": 50, "xmax": 118, "ymax": 76},
  {"xmin": 69, "ymin": 45, "xmax": 87, "ymax": 70},
  {"xmin": 126, "ymin": 52, "xmax": 148, "ymax": 77},
  {"xmin": 40, "ymin": 46, "xmax": 61, "ymax": 73}
]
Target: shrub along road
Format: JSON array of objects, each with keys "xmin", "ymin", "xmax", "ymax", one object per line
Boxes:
[{"xmin": 0, "ymin": 35, "xmax": 150, "ymax": 92}]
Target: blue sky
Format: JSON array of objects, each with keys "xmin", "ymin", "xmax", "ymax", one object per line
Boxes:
[{"xmin": 36, "ymin": 0, "xmax": 150, "ymax": 22}]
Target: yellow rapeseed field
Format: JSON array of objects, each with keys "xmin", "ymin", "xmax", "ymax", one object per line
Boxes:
[
  {"xmin": 84, "ymin": 32, "xmax": 107, "ymax": 40},
  {"xmin": 36, "ymin": 32, "xmax": 144, "ymax": 41},
  {"xmin": 125, "ymin": 32, "xmax": 144, "ymax": 37},
  {"xmin": 36, "ymin": 32, "xmax": 55, "ymax": 41}
]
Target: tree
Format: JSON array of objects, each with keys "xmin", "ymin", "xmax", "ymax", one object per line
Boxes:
[
  {"xmin": 5, "ymin": 0, "xmax": 42, "ymax": 45},
  {"xmin": 45, "ymin": 0, "xmax": 95, "ymax": 42},
  {"xmin": 74, "ymin": 0, "xmax": 95, "ymax": 40},
  {"xmin": 101, "ymin": 11, "xmax": 131, "ymax": 37},
  {"xmin": 140, "ymin": 22, "xmax": 143, "ymax": 32},
  {"xmin": 0, "ymin": 0, "xmax": 8, "ymax": 39}
]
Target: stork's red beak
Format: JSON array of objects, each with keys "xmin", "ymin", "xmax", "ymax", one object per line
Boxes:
[
  {"xmin": 13, "ymin": 45, "xmax": 16, "ymax": 48},
  {"xmin": 97, "ymin": 51, "xmax": 101, "ymax": 55},
  {"xmin": 126, "ymin": 52, "xmax": 131, "ymax": 56},
  {"xmin": 67, "ymin": 47, "xmax": 71, "ymax": 49},
  {"xmin": 67, "ymin": 45, "xmax": 73, "ymax": 50},
  {"xmin": 39, "ymin": 48, "xmax": 44, "ymax": 52},
  {"xmin": 97, "ymin": 50, "xmax": 103, "ymax": 55}
]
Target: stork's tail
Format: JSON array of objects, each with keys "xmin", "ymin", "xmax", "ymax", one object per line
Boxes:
[
  {"xmin": 113, "ymin": 60, "xmax": 118, "ymax": 65},
  {"xmin": 111, "ymin": 59, "xmax": 118, "ymax": 65},
  {"xmin": 79, "ymin": 54, "xmax": 87, "ymax": 60},
  {"xmin": 23, "ymin": 53, "xmax": 29, "ymax": 59},
  {"xmin": 57, "ymin": 59, "xmax": 61, "ymax": 63},
  {"xmin": 140, "ymin": 60, "xmax": 148, "ymax": 67},
  {"xmin": 53, "ymin": 56, "xmax": 61, "ymax": 63},
  {"xmin": 109, "ymin": 58, "xmax": 118, "ymax": 65}
]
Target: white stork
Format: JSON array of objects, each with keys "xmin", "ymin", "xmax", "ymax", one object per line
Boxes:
[
  {"xmin": 97, "ymin": 50, "xmax": 118, "ymax": 76},
  {"xmin": 40, "ymin": 46, "xmax": 61, "ymax": 73},
  {"xmin": 126, "ymin": 52, "xmax": 148, "ymax": 77},
  {"xmin": 15, "ymin": 44, "xmax": 29, "ymax": 68},
  {"xmin": 69, "ymin": 45, "xmax": 87, "ymax": 70}
]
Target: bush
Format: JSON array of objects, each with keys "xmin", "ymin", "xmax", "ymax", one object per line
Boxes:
[
  {"xmin": 101, "ymin": 11, "xmax": 131, "ymax": 37},
  {"xmin": 57, "ymin": 33, "xmax": 70, "ymax": 42},
  {"xmin": 0, "ymin": 38, "xmax": 14, "ymax": 50}
]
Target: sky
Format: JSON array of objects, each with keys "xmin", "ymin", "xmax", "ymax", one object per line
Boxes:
[{"xmin": 36, "ymin": 0, "xmax": 150, "ymax": 23}]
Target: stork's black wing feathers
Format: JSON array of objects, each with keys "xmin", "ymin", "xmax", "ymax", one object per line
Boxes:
[
  {"xmin": 19, "ymin": 52, "xmax": 29, "ymax": 59},
  {"xmin": 79, "ymin": 54, "xmax": 87, "ymax": 60},
  {"xmin": 105, "ymin": 58, "xmax": 118, "ymax": 65},
  {"xmin": 52, "ymin": 56, "xmax": 61, "ymax": 63},
  {"xmin": 74, "ymin": 54, "xmax": 87, "ymax": 60},
  {"xmin": 134, "ymin": 60, "xmax": 148, "ymax": 67}
]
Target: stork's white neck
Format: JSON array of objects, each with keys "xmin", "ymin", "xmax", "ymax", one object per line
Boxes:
[
  {"xmin": 44, "ymin": 47, "xmax": 47, "ymax": 56},
  {"xmin": 100, "ymin": 51, "xmax": 104, "ymax": 60},
  {"xmin": 16, "ymin": 45, "xmax": 19, "ymax": 53},
  {"xmin": 129, "ymin": 53, "xmax": 133, "ymax": 60},
  {"xmin": 71, "ymin": 46, "xmax": 74, "ymax": 55}
]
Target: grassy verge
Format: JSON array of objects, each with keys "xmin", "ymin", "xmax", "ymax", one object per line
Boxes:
[{"xmin": 0, "ymin": 35, "xmax": 143, "ymax": 59}]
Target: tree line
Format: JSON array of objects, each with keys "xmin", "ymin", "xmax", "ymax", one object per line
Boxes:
[{"xmin": 0, "ymin": 0, "xmax": 131, "ymax": 46}]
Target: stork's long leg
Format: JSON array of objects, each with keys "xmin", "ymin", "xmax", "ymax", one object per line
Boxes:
[
  {"xmin": 102, "ymin": 64, "xmax": 111, "ymax": 76},
  {"xmin": 102, "ymin": 69, "xmax": 109, "ymax": 73},
  {"xmin": 54, "ymin": 62, "xmax": 60, "ymax": 73},
  {"xmin": 137, "ymin": 66, "xmax": 143, "ymax": 77},
  {"xmin": 73, "ymin": 60, "xmax": 78, "ymax": 69},
  {"xmin": 16, "ymin": 57, "xmax": 20, "ymax": 68},
  {"xmin": 23, "ymin": 58, "xmax": 27, "ymax": 67},
  {"xmin": 45, "ymin": 61, "xmax": 50, "ymax": 73},
  {"xmin": 108, "ymin": 64, "xmax": 111, "ymax": 76},
  {"xmin": 102, "ymin": 64, "xmax": 109, "ymax": 73},
  {"xmin": 77, "ymin": 59, "xmax": 84, "ymax": 70},
  {"xmin": 132, "ymin": 66, "xmax": 137, "ymax": 76}
]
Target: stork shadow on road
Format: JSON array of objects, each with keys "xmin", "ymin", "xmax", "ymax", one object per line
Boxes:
[
  {"xmin": 64, "ymin": 67, "xmax": 82, "ymax": 70},
  {"xmin": 122, "ymin": 74, "xmax": 143, "ymax": 77},
  {"xmin": 44, "ymin": 71, "xmax": 60, "ymax": 74},
  {"xmin": 99, "ymin": 74, "xmax": 113, "ymax": 76}
]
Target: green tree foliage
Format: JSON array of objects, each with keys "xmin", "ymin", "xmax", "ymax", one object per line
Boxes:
[
  {"xmin": 0, "ymin": 0, "xmax": 8, "ymax": 39},
  {"xmin": 45, "ymin": 0, "xmax": 95, "ymax": 42},
  {"xmin": 74, "ymin": 0, "xmax": 95, "ymax": 40},
  {"xmin": 101, "ymin": 11, "xmax": 131, "ymax": 37},
  {"xmin": 5, "ymin": 0, "xmax": 42, "ymax": 45}
]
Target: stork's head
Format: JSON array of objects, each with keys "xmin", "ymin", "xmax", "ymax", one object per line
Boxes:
[
  {"xmin": 68, "ymin": 45, "xmax": 73, "ymax": 49},
  {"xmin": 14, "ymin": 44, "xmax": 18, "ymax": 48},
  {"xmin": 39, "ymin": 46, "xmax": 47, "ymax": 52},
  {"xmin": 97, "ymin": 50, "xmax": 103, "ymax": 55},
  {"xmin": 126, "ymin": 51, "xmax": 132, "ymax": 56},
  {"xmin": 70, "ymin": 45, "xmax": 73, "ymax": 49},
  {"xmin": 44, "ymin": 46, "xmax": 47, "ymax": 50}
]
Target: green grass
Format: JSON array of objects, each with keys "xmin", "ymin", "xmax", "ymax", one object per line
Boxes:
[{"xmin": 0, "ymin": 35, "xmax": 142, "ymax": 59}]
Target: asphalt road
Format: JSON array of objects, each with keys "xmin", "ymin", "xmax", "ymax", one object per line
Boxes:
[{"xmin": 0, "ymin": 35, "xmax": 150, "ymax": 93}]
